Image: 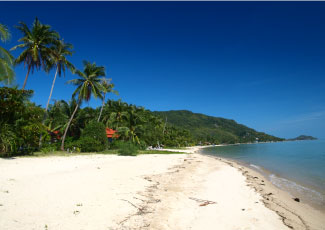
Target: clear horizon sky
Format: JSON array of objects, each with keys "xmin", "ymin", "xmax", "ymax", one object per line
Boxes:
[{"xmin": 1, "ymin": 2, "xmax": 325, "ymax": 139}]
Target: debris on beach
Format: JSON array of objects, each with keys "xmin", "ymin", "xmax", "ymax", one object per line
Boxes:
[
  {"xmin": 189, "ymin": 197, "xmax": 217, "ymax": 206},
  {"xmin": 293, "ymin": 198, "xmax": 300, "ymax": 202}
]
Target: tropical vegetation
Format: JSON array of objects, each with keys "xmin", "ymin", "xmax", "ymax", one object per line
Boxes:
[
  {"xmin": 0, "ymin": 23, "xmax": 14, "ymax": 84},
  {"xmin": 10, "ymin": 18, "xmax": 59, "ymax": 90},
  {"xmin": 154, "ymin": 110, "xmax": 284, "ymax": 144},
  {"xmin": 0, "ymin": 18, "xmax": 284, "ymax": 157}
]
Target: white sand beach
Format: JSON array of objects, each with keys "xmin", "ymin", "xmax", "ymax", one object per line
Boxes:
[{"xmin": 0, "ymin": 148, "xmax": 324, "ymax": 230}]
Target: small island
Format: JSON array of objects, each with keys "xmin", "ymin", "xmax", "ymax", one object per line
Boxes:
[{"xmin": 288, "ymin": 135, "xmax": 318, "ymax": 141}]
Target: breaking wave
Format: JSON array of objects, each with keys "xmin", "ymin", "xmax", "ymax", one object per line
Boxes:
[{"xmin": 269, "ymin": 174, "xmax": 324, "ymax": 203}]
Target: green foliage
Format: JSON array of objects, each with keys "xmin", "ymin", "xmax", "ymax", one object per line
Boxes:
[
  {"xmin": 78, "ymin": 121, "xmax": 107, "ymax": 152},
  {"xmin": 154, "ymin": 110, "xmax": 284, "ymax": 144},
  {"xmin": 117, "ymin": 141, "xmax": 138, "ymax": 156},
  {"xmin": 0, "ymin": 124, "xmax": 18, "ymax": 156},
  {"xmin": 0, "ymin": 23, "xmax": 15, "ymax": 85},
  {"xmin": 41, "ymin": 146, "xmax": 56, "ymax": 154},
  {"xmin": 1, "ymin": 17, "xmax": 287, "ymax": 157},
  {"xmin": 288, "ymin": 135, "xmax": 317, "ymax": 141},
  {"xmin": 64, "ymin": 138, "xmax": 81, "ymax": 152},
  {"xmin": 0, "ymin": 86, "xmax": 284, "ymax": 157},
  {"xmin": 0, "ymin": 87, "xmax": 32, "ymax": 121},
  {"xmin": 61, "ymin": 60, "xmax": 107, "ymax": 151},
  {"xmin": 77, "ymin": 136, "xmax": 103, "ymax": 152},
  {"xmin": 100, "ymin": 100, "xmax": 195, "ymax": 147},
  {"xmin": 47, "ymin": 39, "xmax": 75, "ymax": 76},
  {"xmin": 0, "ymin": 87, "xmax": 46, "ymax": 156},
  {"xmin": 138, "ymin": 140, "xmax": 148, "ymax": 150},
  {"xmin": 11, "ymin": 18, "xmax": 59, "ymax": 87},
  {"xmin": 67, "ymin": 61, "xmax": 106, "ymax": 102}
]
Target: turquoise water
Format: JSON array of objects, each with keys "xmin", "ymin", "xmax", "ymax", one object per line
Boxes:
[{"xmin": 201, "ymin": 140, "xmax": 325, "ymax": 209}]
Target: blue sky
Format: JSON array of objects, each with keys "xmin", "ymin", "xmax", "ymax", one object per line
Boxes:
[{"xmin": 1, "ymin": 2, "xmax": 325, "ymax": 138}]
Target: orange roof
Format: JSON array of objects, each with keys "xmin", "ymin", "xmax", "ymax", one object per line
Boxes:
[
  {"xmin": 48, "ymin": 130, "xmax": 61, "ymax": 139},
  {"xmin": 106, "ymin": 128, "xmax": 118, "ymax": 138}
]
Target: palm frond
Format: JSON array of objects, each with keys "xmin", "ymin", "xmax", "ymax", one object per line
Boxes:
[
  {"xmin": 11, "ymin": 17, "xmax": 61, "ymax": 83},
  {"xmin": 0, "ymin": 24, "xmax": 11, "ymax": 42},
  {"xmin": 68, "ymin": 60, "xmax": 106, "ymax": 103},
  {"xmin": 0, "ymin": 47, "xmax": 14, "ymax": 65}
]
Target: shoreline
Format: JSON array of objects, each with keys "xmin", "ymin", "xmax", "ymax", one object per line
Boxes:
[
  {"xmin": 162, "ymin": 145, "xmax": 325, "ymax": 229},
  {"xmin": 229, "ymin": 157, "xmax": 325, "ymax": 212},
  {"xmin": 198, "ymin": 143, "xmax": 325, "ymax": 212},
  {"xmin": 206, "ymin": 155, "xmax": 325, "ymax": 230}
]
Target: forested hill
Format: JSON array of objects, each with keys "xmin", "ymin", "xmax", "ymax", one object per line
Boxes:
[
  {"xmin": 288, "ymin": 135, "xmax": 317, "ymax": 141},
  {"xmin": 153, "ymin": 110, "xmax": 284, "ymax": 144}
]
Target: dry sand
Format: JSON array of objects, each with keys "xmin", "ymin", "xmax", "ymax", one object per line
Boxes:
[{"xmin": 0, "ymin": 148, "xmax": 324, "ymax": 230}]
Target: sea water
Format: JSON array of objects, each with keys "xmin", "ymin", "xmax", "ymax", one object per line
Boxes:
[{"xmin": 201, "ymin": 140, "xmax": 325, "ymax": 210}]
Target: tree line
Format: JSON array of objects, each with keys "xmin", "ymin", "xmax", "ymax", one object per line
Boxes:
[
  {"xmin": 0, "ymin": 18, "xmax": 195, "ymax": 156},
  {"xmin": 0, "ymin": 18, "xmax": 283, "ymax": 157}
]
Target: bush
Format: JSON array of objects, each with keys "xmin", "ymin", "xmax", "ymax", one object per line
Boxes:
[
  {"xmin": 117, "ymin": 141, "xmax": 138, "ymax": 156},
  {"xmin": 40, "ymin": 146, "xmax": 56, "ymax": 154},
  {"xmin": 78, "ymin": 136, "xmax": 102, "ymax": 152},
  {"xmin": 138, "ymin": 140, "xmax": 147, "ymax": 150},
  {"xmin": 0, "ymin": 124, "xmax": 19, "ymax": 157},
  {"xmin": 64, "ymin": 139, "xmax": 81, "ymax": 151},
  {"xmin": 79, "ymin": 121, "xmax": 108, "ymax": 152},
  {"xmin": 107, "ymin": 140, "xmax": 122, "ymax": 150},
  {"xmin": 0, "ymin": 87, "xmax": 47, "ymax": 156}
]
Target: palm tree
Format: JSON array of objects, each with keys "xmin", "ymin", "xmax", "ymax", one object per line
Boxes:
[
  {"xmin": 104, "ymin": 99, "xmax": 128, "ymax": 128},
  {"xmin": 97, "ymin": 78, "xmax": 118, "ymax": 122},
  {"xmin": 47, "ymin": 99, "xmax": 80, "ymax": 137},
  {"xmin": 45, "ymin": 40, "xmax": 75, "ymax": 114},
  {"xmin": 11, "ymin": 18, "xmax": 59, "ymax": 90},
  {"xmin": 60, "ymin": 61, "xmax": 106, "ymax": 151},
  {"xmin": 126, "ymin": 105, "xmax": 144, "ymax": 144},
  {"xmin": 0, "ymin": 23, "xmax": 14, "ymax": 84},
  {"xmin": 39, "ymin": 40, "xmax": 75, "ymax": 147}
]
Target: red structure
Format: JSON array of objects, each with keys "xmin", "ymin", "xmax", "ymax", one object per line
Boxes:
[
  {"xmin": 106, "ymin": 128, "xmax": 118, "ymax": 139},
  {"xmin": 48, "ymin": 130, "xmax": 61, "ymax": 143},
  {"xmin": 52, "ymin": 130, "xmax": 61, "ymax": 139}
]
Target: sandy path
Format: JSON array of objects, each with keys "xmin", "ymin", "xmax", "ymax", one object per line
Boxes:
[{"xmin": 0, "ymin": 152, "xmax": 295, "ymax": 230}]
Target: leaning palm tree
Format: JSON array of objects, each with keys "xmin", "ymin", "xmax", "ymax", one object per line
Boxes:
[
  {"xmin": 60, "ymin": 61, "xmax": 106, "ymax": 151},
  {"xmin": 45, "ymin": 40, "xmax": 75, "ymax": 114},
  {"xmin": 0, "ymin": 23, "xmax": 14, "ymax": 84},
  {"xmin": 39, "ymin": 40, "xmax": 75, "ymax": 146},
  {"xmin": 11, "ymin": 18, "xmax": 59, "ymax": 89},
  {"xmin": 97, "ymin": 78, "xmax": 118, "ymax": 122}
]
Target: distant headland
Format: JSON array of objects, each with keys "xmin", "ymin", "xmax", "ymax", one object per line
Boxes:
[{"xmin": 287, "ymin": 135, "xmax": 318, "ymax": 141}]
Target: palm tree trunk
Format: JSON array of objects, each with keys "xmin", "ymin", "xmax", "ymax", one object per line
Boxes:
[
  {"xmin": 45, "ymin": 65, "xmax": 59, "ymax": 114},
  {"xmin": 97, "ymin": 93, "xmax": 106, "ymax": 122},
  {"xmin": 60, "ymin": 101, "xmax": 79, "ymax": 151},
  {"xmin": 39, "ymin": 65, "xmax": 59, "ymax": 148},
  {"xmin": 22, "ymin": 65, "xmax": 31, "ymax": 90}
]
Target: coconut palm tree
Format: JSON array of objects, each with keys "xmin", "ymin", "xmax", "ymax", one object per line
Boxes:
[
  {"xmin": 126, "ymin": 105, "xmax": 145, "ymax": 144},
  {"xmin": 11, "ymin": 18, "xmax": 59, "ymax": 90},
  {"xmin": 39, "ymin": 40, "xmax": 75, "ymax": 146},
  {"xmin": 0, "ymin": 23, "xmax": 14, "ymax": 84},
  {"xmin": 97, "ymin": 78, "xmax": 118, "ymax": 122},
  {"xmin": 104, "ymin": 99, "xmax": 128, "ymax": 128},
  {"xmin": 45, "ymin": 40, "xmax": 75, "ymax": 114},
  {"xmin": 46, "ymin": 99, "xmax": 80, "ymax": 137},
  {"xmin": 60, "ymin": 61, "xmax": 106, "ymax": 151}
]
